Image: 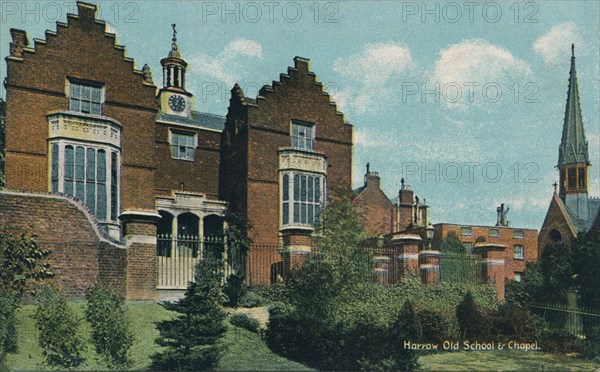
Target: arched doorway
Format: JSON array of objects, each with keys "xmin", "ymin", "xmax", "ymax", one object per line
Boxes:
[
  {"xmin": 177, "ymin": 213, "xmax": 199, "ymax": 258},
  {"xmin": 157, "ymin": 211, "xmax": 174, "ymax": 257},
  {"xmin": 203, "ymin": 214, "xmax": 224, "ymax": 262}
]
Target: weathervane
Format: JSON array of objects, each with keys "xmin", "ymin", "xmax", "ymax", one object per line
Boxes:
[{"xmin": 171, "ymin": 23, "xmax": 178, "ymax": 51}]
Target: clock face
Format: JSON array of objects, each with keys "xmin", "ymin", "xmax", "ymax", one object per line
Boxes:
[{"xmin": 168, "ymin": 94, "xmax": 186, "ymax": 112}]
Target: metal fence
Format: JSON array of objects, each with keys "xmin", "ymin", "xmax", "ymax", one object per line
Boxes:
[
  {"xmin": 157, "ymin": 234, "xmax": 235, "ymax": 289},
  {"xmin": 439, "ymin": 252, "xmax": 483, "ymax": 284},
  {"xmin": 527, "ymin": 302, "xmax": 600, "ymax": 336},
  {"xmin": 246, "ymin": 243, "xmax": 284, "ymax": 287}
]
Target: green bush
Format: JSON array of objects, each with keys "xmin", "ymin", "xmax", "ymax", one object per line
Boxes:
[
  {"xmin": 150, "ymin": 259, "xmax": 227, "ymax": 371},
  {"xmin": 229, "ymin": 313, "xmax": 260, "ymax": 333},
  {"xmin": 540, "ymin": 329, "xmax": 579, "ymax": 354},
  {"xmin": 249, "ymin": 285, "xmax": 285, "ymax": 303},
  {"xmin": 223, "ymin": 274, "xmax": 247, "ymax": 308},
  {"xmin": 492, "ymin": 304, "xmax": 543, "ymax": 342},
  {"xmin": 34, "ymin": 286, "xmax": 86, "ymax": 369},
  {"xmin": 85, "ymin": 284, "xmax": 133, "ymax": 370},
  {"xmin": 0, "ymin": 289, "xmax": 18, "ymax": 367},
  {"xmin": 578, "ymin": 326, "xmax": 600, "ymax": 361},
  {"xmin": 457, "ymin": 292, "xmax": 491, "ymax": 342},
  {"xmin": 418, "ymin": 308, "xmax": 455, "ymax": 344},
  {"xmin": 239, "ymin": 291, "xmax": 266, "ymax": 308}
]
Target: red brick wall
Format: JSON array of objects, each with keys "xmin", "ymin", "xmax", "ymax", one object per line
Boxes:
[
  {"xmin": 220, "ymin": 58, "xmax": 353, "ymax": 245},
  {"xmin": 0, "ymin": 190, "xmax": 127, "ymax": 298},
  {"xmin": 155, "ymin": 124, "xmax": 221, "ymax": 198},
  {"xmin": 538, "ymin": 194, "xmax": 578, "ymax": 258},
  {"xmin": 5, "ymin": 3, "xmax": 157, "ymax": 211},
  {"xmin": 353, "ymin": 176, "xmax": 394, "ymax": 237},
  {"xmin": 434, "ymin": 223, "xmax": 538, "ymax": 280}
]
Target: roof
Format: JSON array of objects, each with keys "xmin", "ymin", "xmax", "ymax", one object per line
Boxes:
[
  {"xmin": 157, "ymin": 111, "xmax": 225, "ymax": 131},
  {"xmin": 565, "ymin": 197, "xmax": 600, "ymax": 233},
  {"xmin": 559, "ymin": 45, "xmax": 589, "ymax": 166},
  {"xmin": 433, "ymin": 222, "xmax": 538, "ymax": 232}
]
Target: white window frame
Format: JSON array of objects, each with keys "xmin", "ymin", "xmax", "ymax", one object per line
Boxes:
[
  {"xmin": 513, "ymin": 245, "xmax": 524, "ymax": 260},
  {"xmin": 460, "ymin": 227, "xmax": 472, "ymax": 236},
  {"xmin": 291, "ymin": 120, "xmax": 315, "ymax": 151},
  {"xmin": 49, "ymin": 140, "xmax": 119, "ymax": 222},
  {"xmin": 513, "ymin": 230, "xmax": 525, "ymax": 239},
  {"xmin": 170, "ymin": 130, "xmax": 197, "ymax": 161},
  {"xmin": 68, "ymin": 80, "xmax": 104, "ymax": 115},
  {"xmin": 489, "ymin": 229, "xmax": 499, "ymax": 238},
  {"xmin": 281, "ymin": 171, "xmax": 325, "ymax": 228}
]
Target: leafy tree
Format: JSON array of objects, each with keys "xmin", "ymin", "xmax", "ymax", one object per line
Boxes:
[
  {"xmin": 439, "ymin": 231, "xmax": 467, "ymax": 253},
  {"xmin": 0, "ymin": 232, "xmax": 53, "ymax": 294},
  {"xmin": 315, "ymin": 187, "xmax": 371, "ymax": 284},
  {"xmin": 571, "ymin": 231, "xmax": 600, "ymax": 310},
  {"xmin": 223, "ymin": 273, "xmax": 246, "ymax": 308},
  {"xmin": 505, "ymin": 262, "xmax": 544, "ymax": 307},
  {"xmin": 0, "ymin": 232, "xmax": 53, "ymax": 362},
  {"xmin": 456, "ymin": 291, "xmax": 489, "ymax": 341},
  {"xmin": 34, "ymin": 286, "xmax": 86, "ymax": 369},
  {"xmin": 540, "ymin": 242, "xmax": 573, "ymax": 304},
  {"xmin": 150, "ymin": 259, "xmax": 227, "ymax": 371},
  {"xmin": 85, "ymin": 284, "xmax": 133, "ymax": 370}
]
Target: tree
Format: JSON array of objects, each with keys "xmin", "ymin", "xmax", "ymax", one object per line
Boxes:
[
  {"xmin": 456, "ymin": 291, "xmax": 489, "ymax": 341},
  {"xmin": 315, "ymin": 187, "xmax": 371, "ymax": 284},
  {"xmin": 439, "ymin": 231, "xmax": 466, "ymax": 253},
  {"xmin": 34, "ymin": 286, "xmax": 86, "ymax": 369},
  {"xmin": 571, "ymin": 231, "xmax": 600, "ymax": 310},
  {"xmin": 0, "ymin": 232, "xmax": 53, "ymax": 363},
  {"xmin": 150, "ymin": 259, "xmax": 227, "ymax": 371},
  {"xmin": 85, "ymin": 284, "xmax": 133, "ymax": 370},
  {"xmin": 540, "ymin": 241, "xmax": 573, "ymax": 304},
  {"xmin": 0, "ymin": 232, "xmax": 53, "ymax": 295}
]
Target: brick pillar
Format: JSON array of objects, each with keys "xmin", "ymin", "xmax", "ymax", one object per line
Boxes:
[
  {"xmin": 388, "ymin": 233, "xmax": 422, "ymax": 283},
  {"xmin": 120, "ymin": 211, "xmax": 160, "ymax": 300},
  {"xmin": 473, "ymin": 243, "xmax": 507, "ymax": 302},
  {"xmin": 281, "ymin": 229, "xmax": 313, "ymax": 278},
  {"xmin": 419, "ymin": 249, "xmax": 441, "ymax": 285}
]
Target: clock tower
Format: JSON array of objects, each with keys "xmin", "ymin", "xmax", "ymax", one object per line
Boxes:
[{"xmin": 157, "ymin": 24, "xmax": 193, "ymax": 117}]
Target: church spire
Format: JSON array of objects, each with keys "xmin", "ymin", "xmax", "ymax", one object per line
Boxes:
[{"xmin": 558, "ymin": 44, "xmax": 589, "ymax": 166}]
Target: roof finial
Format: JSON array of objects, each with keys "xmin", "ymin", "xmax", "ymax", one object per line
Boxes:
[
  {"xmin": 171, "ymin": 23, "xmax": 178, "ymax": 51},
  {"xmin": 553, "ymin": 181, "xmax": 558, "ymax": 194},
  {"xmin": 366, "ymin": 162, "xmax": 370, "ymax": 175}
]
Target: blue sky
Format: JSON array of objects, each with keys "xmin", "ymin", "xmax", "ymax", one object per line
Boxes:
[{"xmin": 1, "ymin": 1, "xmax": 599, "ymax": 229}]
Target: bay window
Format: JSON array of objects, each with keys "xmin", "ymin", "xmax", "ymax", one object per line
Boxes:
[{"xmin": 282, "ymin": 172, "xmax": 325, "ymax": 227}]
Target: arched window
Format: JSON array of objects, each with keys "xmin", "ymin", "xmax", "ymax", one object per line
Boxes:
[{"xmin": 549, "ymin": 229, "xmax": 562, "ymax": 242}]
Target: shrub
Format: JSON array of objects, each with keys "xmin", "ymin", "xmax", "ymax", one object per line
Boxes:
[
  {"xmin": 578, "ymin": 326, "xmax": 600, "ymax": 361},
  {"xmin": 85, "ymin": 284, "xmax": 133, "ymax": 370},
  {"xmin": 229, "ymin": 313, "xmax": 260, "ymax": 333},
  {"xmin": 0, "ymin": 289, "xmax": 18, "ymax": 367},
  {"xmin": 492, "ymin": 304, "xmax": 543, "ymax": 342},
  {"xmin": 223, "ymin": 274, "xmax": 246, "ymax": 308},
  {"xmin": 150, "ymin": 259, "xmax": 227, "ymax": 371},
  {"xmin": 540, "ymin": 329, "xmax": 579, "ymax": 354},
  {"xmin": 239, "ymin": 291, "xmax": 266, "ymax": 308},
  {"xmin": 34, "ymin": 286, "xmax": 86, "ymax": 369},
  {"xmin": 418, "ymin": 308, "xmax": 454, "ymax": 344},
  {"xmin": 456, "ymin": 291, "xmax": 490, "ymax": 342}
]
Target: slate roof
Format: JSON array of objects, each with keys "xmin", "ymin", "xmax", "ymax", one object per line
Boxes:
[
  {"xmin": 565, "ymin": 197, "xmax": 600, "ymax": 233},
  {"xmin": 559, "ymin": 45, "xmax": 589, "ymax": 166},
  {"xmin": 157, "ymin": 111, "xmax": 225, "ymax": 131}
]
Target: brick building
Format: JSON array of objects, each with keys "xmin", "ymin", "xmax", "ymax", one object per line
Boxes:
[
  {"xmin": 538, "ymin": 45, "xmax": 600, "ymax": 254},
  {"xmin": 0, "ymin": 2, "xmax": 353, "ymax": 295}
]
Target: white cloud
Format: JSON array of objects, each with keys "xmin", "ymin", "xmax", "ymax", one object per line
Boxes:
[
  {"xmin": 188, "ymin": 38, "xmax": 263, "ymax": 87},
  {"xmin": 332, "ymin": 43, "xmax": 414, "ymax": 114},
  {"xmin": 430, "ymin": 39, "xmax": 532, "ymax": 110},
  {"xmin": 533, "ymin": 22, "xmax": 584, "ymax": 65}
]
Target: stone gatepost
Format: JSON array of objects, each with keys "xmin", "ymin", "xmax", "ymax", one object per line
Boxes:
[
  {"xmin": 419, "ymin": 249, "xmax": 441, "ymax": 285},
  {"xmin": 281, "ymin": 228, "xmax": 313, "ymax": 278},
  {"xmin": 388, "ymin": 233, "xmax": 422, "ymax": 283},
  {"xmin": 120, "ymin": 211, "xmax": 161, "ymax": 300},
  {"xmin": 473, "ymin": 243, "xmax": 507, "ymax": 302}
]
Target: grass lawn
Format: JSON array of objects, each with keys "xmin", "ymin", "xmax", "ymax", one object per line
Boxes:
[
  {"xmin": 5, "ymin": 301, "xmax": 310, "ymax": 371},
  {"xmin": 420, "ymin": 350, "xmax": 600, "ymax": 371},
  {"xmin": 5, "ymin": 301, "xmax": 599, "ymax": 371}
]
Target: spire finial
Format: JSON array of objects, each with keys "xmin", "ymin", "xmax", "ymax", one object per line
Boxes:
[
  {"xmin": 366, "ymin": 162, "xmax": 370, "ymax": 175},
  {"xmin": 171, "ymin": 23, "xmax": 178, "ymax": 51},
  {"xmin": 553, "ymin": 181, "xmax": 558, "ymax": 194},
  {"xmin": 571, "ymin": 43, "xmax": 574, "ymax": 58}
]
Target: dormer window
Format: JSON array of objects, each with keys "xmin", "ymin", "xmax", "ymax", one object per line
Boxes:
[
  {"xmin": 292, "ymin": 120, "xmax": 314, "ymax": 151},
  {"xmin": 69, "ymin": 80, "xmax": 103, "ymax": 115}
]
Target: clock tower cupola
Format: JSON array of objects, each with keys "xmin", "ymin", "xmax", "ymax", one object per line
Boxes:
[{"xmin": 158, "ymin": 24, "xmax": 193, "ymax": 117}]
